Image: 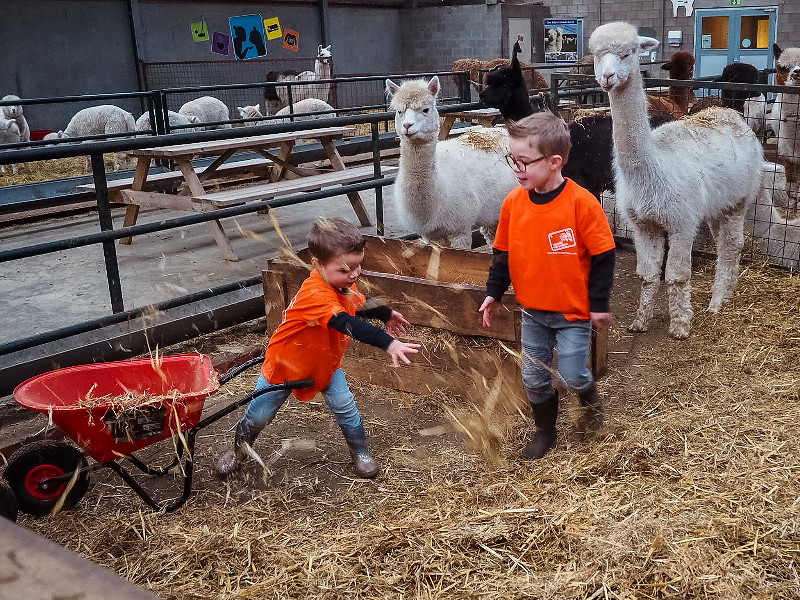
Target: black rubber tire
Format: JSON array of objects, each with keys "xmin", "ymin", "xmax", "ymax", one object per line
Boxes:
[
  {"xmin": 0, "ymin": 478, "xmax": 18, "ymax": 522},
  {"xmin": 3, "ymin": 440, "xmax": 90, "ymax": 517}
]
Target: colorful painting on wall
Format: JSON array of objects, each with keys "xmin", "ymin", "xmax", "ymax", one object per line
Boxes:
[
  {"xmin": 211, "ymin": 32, "xmax": 230, "ymax": 56},
  {"xmin": 229, "ymin": 14, "xmax": 268, "ymax": 60},
  {"xmin": 283, "ymin": 28, "xmax": 299, "ymax": 52},
  {"xmin": 191, "ymin": 18, "xmax": 209, "ymax": 42},
  {"xmin": 264, "ymin": 17, "xmax": 283, "ymax": 41}
]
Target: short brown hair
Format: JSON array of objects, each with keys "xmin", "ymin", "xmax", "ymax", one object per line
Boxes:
[
  {"xmin": 506, "ymin": 112, "xmax": 571, "ymax": 161},
  {"xmin": 307, "ymin": 217, "xmax": 366, "ymax": 264}
]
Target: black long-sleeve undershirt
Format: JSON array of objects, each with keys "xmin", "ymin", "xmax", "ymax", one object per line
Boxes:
[{"xmin": 327, "ymin": 301, "xmax": 394, "ymax": 350}]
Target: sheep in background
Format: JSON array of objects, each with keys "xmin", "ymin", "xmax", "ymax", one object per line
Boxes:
[
  {"xmin": 135, "ymin": 109, "xmax": 199, "ymax": 133},
  {"xmin": 178, "ymin": 96, "xmax": 231, "ymax": 130},
  {"xmin": 386, "ymin": 76, "xmax": 518, "ymax": 248},
  {"xmin": 660, "ymin": 51, "xmax": 696, "ymax": 114},
  {"xmin": 478, "ymin": 49, "xmax": 673, "ymax": 200},
  {"xmin": 590, "ymin": 22, "xmax": 763, "ymax": 339},
  {"xmin": 767, "ymin": 46, "xmax": 800, "ymax": 212},
  {"xmin": 0, "ymin": 118, "xmax": 21, "ymax": 175},
  {"xmin": 264, "ymin": 45, "xmax": 333, "ymax": 114},
  {"xmin": 236, "ymin": 98, "xmax": 335, "ymax": 126},
  {"xmin": 1, "ymin": 95, "xmax": 30, "ymax": 143},
  {"xmin": 43, "ymin": 105, "xmax": 136, "ymax": 171}
]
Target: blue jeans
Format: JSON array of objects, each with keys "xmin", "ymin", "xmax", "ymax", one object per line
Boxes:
[
  {"xmin": 237, "ymin": 368, "xmax": 362, "ymax": 442},
  {"xmin": 521, "ymin": 308, "xmax": 594, "ymax": 405}
]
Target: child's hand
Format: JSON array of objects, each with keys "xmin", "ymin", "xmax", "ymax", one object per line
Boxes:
[
  {"xmin": 479, "ymin": 296, "xmax": 501, "ymax": 328},
  {"xmin": 385, "ymin": 310, "xmax": 410, "ymax": 337},
  {"xmin": 386, "ymin": 339, "xmax": 421, "ymax": 367},
  {"xmin": 590, "ymin": 312, "xmax": 614, "ymax": 329}
]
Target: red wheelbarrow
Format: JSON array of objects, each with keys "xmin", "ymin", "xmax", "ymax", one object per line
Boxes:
[{"xmin": 0, "ymin": 354, "xmax": 311, "ymax": 520}]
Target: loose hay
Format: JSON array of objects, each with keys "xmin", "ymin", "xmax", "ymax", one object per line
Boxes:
[{"xmin": 17, "ymin": 256, "xmax": 800, "ymax": 599}]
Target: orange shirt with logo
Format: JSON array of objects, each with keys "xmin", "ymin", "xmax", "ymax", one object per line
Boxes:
[
  {"xmin": 493, "ymin": 179, "xmax": 615, "ymax": 320},
  {"xmin": 261, "ymin": 269, "xmax": 366, "ymax": 401}
]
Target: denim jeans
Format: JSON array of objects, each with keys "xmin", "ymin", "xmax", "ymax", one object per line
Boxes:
[
  {"xmin": 238, "ymin": 368, "xmax": 362, "ymax": 442},
  {"xmin": 521, "ymin": 308, "xmax": 594, "ymax": 404}
]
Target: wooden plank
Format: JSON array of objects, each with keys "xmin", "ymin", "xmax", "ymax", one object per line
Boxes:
[
  {"xmin": 195, "ymin": 165, "xmax": 397, "ymax": 207},
  {"xmin": 0, "ymin": 518, "xmax": 164, "ymax": 600},
  {"xmin": 118, "ymin": 189, "xmax": 195, "ymax": 210},
  {"xmin": 130, "ymin": 127, "xmax": 353, "ymax": 159},
  {"xmin": 343, "ymin": 342, "xmax": 523, "ymax": 404}
]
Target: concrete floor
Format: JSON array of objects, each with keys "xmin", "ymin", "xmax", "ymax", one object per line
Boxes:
[{"xmin": 0, "ymin": 185, "xmax": 409, "ymax": 345}]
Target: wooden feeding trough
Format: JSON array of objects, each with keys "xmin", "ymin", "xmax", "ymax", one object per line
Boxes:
[{"xmin": 261, "ymin": 236, "xmax": 607, "ymax": 404}]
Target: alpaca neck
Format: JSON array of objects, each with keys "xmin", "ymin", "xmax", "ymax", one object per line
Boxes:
[
  {"xmin": 398, "ymin": 137, "xmax": 438, "ymax": 215},
  {"xmin": 316, "ymin": 59, "xmax": 331, "ymax": 80},
  {"xmin": 608, "ymin": 69, "xmax": 656, "ymax": 169}
]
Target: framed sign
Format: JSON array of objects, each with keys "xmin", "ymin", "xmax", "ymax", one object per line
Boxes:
[
  {"xmin": 229, "ymin": 14, "xmax": 268, "ymax": 60},
  {"xmin": 543, "ymin": 18, "xmax": 583, "ymax": 63}
]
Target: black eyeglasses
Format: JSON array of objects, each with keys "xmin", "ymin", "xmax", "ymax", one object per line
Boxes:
[{"xmin": 504, "ymin": 153, "xmax": 549, "ymax": 171}]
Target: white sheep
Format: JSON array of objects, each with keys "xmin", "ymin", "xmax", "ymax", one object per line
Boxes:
[
  {"xmin": 1, "ymin": 95, "xmax": 30, "ymax": 142},
  {"xmin": 385, "ymin": 76, "xmax": 518, "ymax": 248},
  {"xmin": 178, "ymin": 96, "xmax": 232, "ymax": 130},
  {"xmin": 265, "ymin": 45, "xmax": 333, "ymax": 113},
  {"xmin": 43, "ymin": 104, "xmax": 136, "ymax": 171},
  {"xmin": 135, "ymin": 109, "xmax": 199, "ymax": 133},
  {"xmin": 237, "ymin": 98, "xmax": 334, "ymax": 126},
  {"xmin": 0, "ymin": 118, "xmax": 21, "ymax": 175},
  {"xmin": 589, "ymin": 22, "xmax": 764, "ymax": 339}
]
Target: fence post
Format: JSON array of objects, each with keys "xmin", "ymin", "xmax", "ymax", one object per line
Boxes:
[
  {"xmin": 371, "ymin": 122, "xmax": 384, "ymax": 236},
  {"xmin": 550, "ymin": 73, "xmax": 560, "ymax": 115},
  {"xmin": 153, "ymin": 91, "xmax": 168, "ymax": 135},
  {"xmin": 90, "ymin": 153, "xmax": 124, "ymax": 314}
]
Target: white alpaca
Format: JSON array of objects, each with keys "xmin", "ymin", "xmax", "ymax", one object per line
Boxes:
[
  {"xmin": 135, "ymin": 109, "xmax": 199, "ymax": 133},
  {"xmin": 178, "ymin": 96, "xmax": 231, "ymax": 130},
  {"xmin": 385, "ymin": 76, "xmax": 518, "ymax": 248},
  {"xmin": 237, "ymin": 98, "xmax": 334, "ymax": 126},
  {"xmin": 2, "ymin": 95, "xmax": 30, "ymax": 142},
  {"xmin": 0, "ymin": 118, "xmax": 21, "ymax": 175},
  {"xmin": 589, "ymin": 22, "xmax": 764, "ymax": 339},
  {"xmin": 767, "ymin": 48, "xmax": 800, "ymax": 211}
]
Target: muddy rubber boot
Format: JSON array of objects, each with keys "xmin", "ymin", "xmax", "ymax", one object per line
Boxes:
[
  {"xmin": 339, "ymin": 421, "xmax": 379, "ymax": 478},
  {"xmin": 577, "ymin": 382, "xmax": 603, "ymax": 434},
  {"xmin": 215, "ymin": 422, "xmax": 256, "ymax": 477},
  {"xmin": 522, "ymin": 391, "xmax": 558, "ymax": 460}
]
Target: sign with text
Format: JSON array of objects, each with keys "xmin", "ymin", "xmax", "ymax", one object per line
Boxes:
[{"xmin": 543, "ymin": 18, "xmax": 583, "ymax": 64}]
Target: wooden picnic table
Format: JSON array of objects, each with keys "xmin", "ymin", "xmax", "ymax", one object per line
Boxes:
[
  {"xmin": 438, "ymin": 108, "xmax": 504, "ymax": 140},
  {"xmin": 115, "ymin": 126, "xmax": 371, "ymax": 261}
]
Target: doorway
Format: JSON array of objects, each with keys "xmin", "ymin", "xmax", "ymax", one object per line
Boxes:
[{"xmin": 694, "ymin": 7, "xmax": 778, "ymax": 78}]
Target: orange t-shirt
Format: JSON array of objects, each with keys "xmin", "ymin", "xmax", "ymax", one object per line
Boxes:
[
  {"xmin": 261, "ymin": 269, "xmax": 366, "ymax": 401},
  {"xmin": 493, "ymin": 179, "xmax": 615, "ymax": 320}
]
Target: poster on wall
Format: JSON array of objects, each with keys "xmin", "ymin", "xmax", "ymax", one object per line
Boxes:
[
  {"xmin": 543, "ymin": 18, "xmax": 583, "ymax": 63},
  {"xmin": 264, "ymin": 17, "xmax": 283, "ymax": 41},
  {"xmin": 191, "ymin": 18, "xmax": 209, "ymax": 42},
  {"xmin": 283, "ymin": 28, "xmax": 299, "ymax": 52},
  {"xmin": 229, "ymin": 14, "xmax": 268, "ymax": 60},
  {"xmin": 211, "ymin": 32, "xmax": 230, "ymax": 56}
]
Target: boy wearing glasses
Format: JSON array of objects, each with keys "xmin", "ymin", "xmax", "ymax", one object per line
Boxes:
[{"xmin": 479, "ymin": 111, "xmax": 615, "ymax": 459}]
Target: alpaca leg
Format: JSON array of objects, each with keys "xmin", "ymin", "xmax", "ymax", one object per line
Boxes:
[
  {"xmin": 709, "ymin": 209, "xmax": 747, "ymax": 311},
  {"xmin": 629, "ymin": 227, "xmax": 664, "ymax": 333},
  {"xmin": 663, "ymin": 233, "xmax": 695, "ymax": 339}
]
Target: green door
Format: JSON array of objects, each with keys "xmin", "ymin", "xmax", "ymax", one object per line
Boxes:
[{"xmin": 694, "ymin": 7, "xmax": 777, "ymax": 78}]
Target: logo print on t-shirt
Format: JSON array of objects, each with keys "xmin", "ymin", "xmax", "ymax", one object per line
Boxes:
[{"xmin": 548, "ymin": 228, "xmax": 576, "ymax": 252}]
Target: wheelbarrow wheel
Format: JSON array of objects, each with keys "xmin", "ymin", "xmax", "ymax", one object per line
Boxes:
[
  {"xmin": 3, "ymin": 440, "xmax": 90, "ymax": 517},
  {"xmin": 0, "ymin": 478, "xmax": 18, "ymax": 522}
]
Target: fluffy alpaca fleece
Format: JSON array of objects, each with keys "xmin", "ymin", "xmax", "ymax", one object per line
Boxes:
[
  {"xmin": 590, "ymin": 22, "xmax": 764, "ymax": 339},
  {"xmin": 660, "ymin": 52, "xmax": 696, "ymax": 114},
  {"xmin": 43, "ymin": 105, "xmax": 136, "ymax": 171},
  {"xmin": 236, "ymin": 98, "xmax": 334, "ymax": 126},
  {"xmin": 767, "ymin": 46, "xmax": 800, "ymax": 211},
  {"xmin": 1, "ymin": 94, "xmax": 30, "ymax": 142},
  {"xmin": 386, "ymin": 76, "xmax": 518, "ymax": 248},
  {"xmin": 0, "ymin": 118, "xmax": 21, "ymax": 174},
  {"xmin": 178, "ymin": 96, "xmax": 231, "ymax": 130},
  {"xmin": 451, "ymin": 57, "xmax": 547, "ymax": 94}
]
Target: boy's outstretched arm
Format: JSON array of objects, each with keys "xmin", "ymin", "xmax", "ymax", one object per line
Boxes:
[
  {"xmin": 329, "ymin": 311, "xmax": 420, "ymax": 367},
  {"xmin": 386, "ymin": 339, "xmax": 421, "ymax": 367},
  {"xmin": 482, "ymin": 248, "xmax": 511, "ymax": 328}
]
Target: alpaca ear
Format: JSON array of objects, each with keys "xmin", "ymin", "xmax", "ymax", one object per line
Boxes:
[
  {"xmin": 428, "ymin": 76, "xmax": 441, "ymax": 98},
  {"xmin": 386, "ymin": 79, "xmax": 400, "ymax": 97},
  {"xmin": 773, "ymin": 43, "xmax": 782, "ymax": 59},
  {"xmin": 638, "ymin": 36, "xmax": 659, "ymax": 53},
  {"xmin": 237, "ymin": 107, "xmax": 245, "ymax": 117}
]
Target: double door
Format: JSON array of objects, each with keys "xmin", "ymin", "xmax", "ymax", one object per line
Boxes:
[{"xmin": 694, "ymin": 7, "xmax": 778, "ymax": 78}]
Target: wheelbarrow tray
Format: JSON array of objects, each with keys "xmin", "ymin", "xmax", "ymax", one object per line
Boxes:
[{"xmin": 13, "ymin": 354, "xmax": 220, "ymax": 463}]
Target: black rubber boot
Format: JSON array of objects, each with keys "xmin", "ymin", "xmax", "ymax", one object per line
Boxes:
[
  {"xmin": 577, "ymin": 382, "xmax": 603, "ymax": 434},
  {"xmin": 215, "ymin": 422, "xmax": 257, "ymax": 476},
  {"xmin": 339, "ymin": 421, "xmax": 379, "ymax": 478},
  {"xmin": 522, "ymin": 390, "xmax": 558, "ymax": 460}
]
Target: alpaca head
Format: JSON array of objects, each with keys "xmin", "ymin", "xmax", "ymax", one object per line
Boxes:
[
  {"xmin": 237, "ymin": 104, "xmax": 263, "ymax": 119},
  {"xmin": 479, "ymin": 53, "xmax": 533, "ymax": 121},
  {"xmin": 589, "ymin": 22, "xmax": 658, "ymax": 92},
  {"xmin": 316, "ymin": 45, "xmax": 332, "ymax": 63},
  {"xmin": 717, "ymin": 62, "xmax": 761, "ymax": 108},
  {"xmin": 386, "ymin": 77, "xmax": 441, "ymax": 143},
  {"xmin": 660, "ymin": 52, "xmax": 695, "ymax": 79},
  {"xmin": 1, "ymin": 95, "xmax": 23, "ymax": 119},
  {"xmin": 773, "ymin": 44, "xmax": 800, "ymax": 87}
]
